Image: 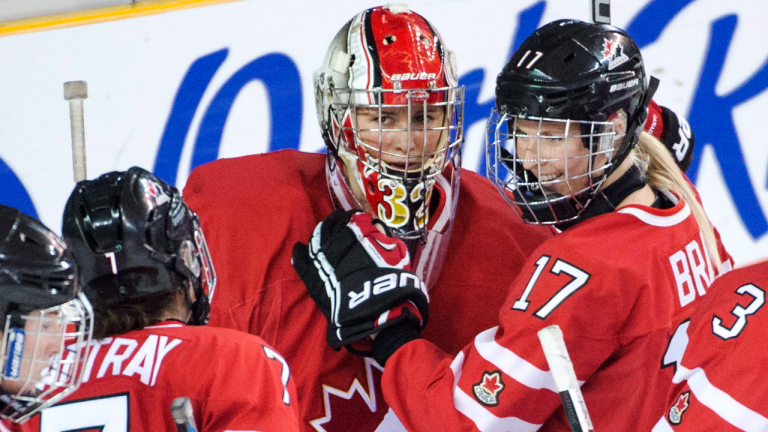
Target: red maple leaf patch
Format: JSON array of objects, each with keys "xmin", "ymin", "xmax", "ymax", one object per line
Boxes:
[
  {"xmin": 472, "ymin": 371, "xmax": 505, "ymax": 407},
  {"xmin": 668, "ymin": 391, "xmax": 691, "ymax": 425},
  {"xmin": 482, "ymin": 374, "xmax": 502, "ymax": 394}
]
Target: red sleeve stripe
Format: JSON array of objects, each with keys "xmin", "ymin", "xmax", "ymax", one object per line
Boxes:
[
  {"xmin": 474, "ymin": 327, "xmax": 581, "ymax": 392},
  {"xmin": 450, "ymin": 351, "xmax": 542, "ymax": 432},
  {"xmin": 674, "ymin": 366, "xmax": 768, "ymax": 431}
]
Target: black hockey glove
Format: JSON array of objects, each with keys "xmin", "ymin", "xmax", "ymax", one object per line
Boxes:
[
  {"xmin": 292, "ymin": 209, "xmax": 429, "ymax": 356},
  {"xmin": 645, "ymin": 100, "xmax": 695, "ymax": 172}
]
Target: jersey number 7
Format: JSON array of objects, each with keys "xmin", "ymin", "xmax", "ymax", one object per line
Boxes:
[{"xmin": 512, "ymin": 256, "xmax": 591, "ymax": 319}]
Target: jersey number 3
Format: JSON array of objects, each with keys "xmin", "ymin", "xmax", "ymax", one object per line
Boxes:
[
  {"xmin": 712, "ymin": 283, "xmax": 765, "ymax": 340},
  {"xmin": 512, "ymin": 256, "xmax": 591, "ymax": 319}
]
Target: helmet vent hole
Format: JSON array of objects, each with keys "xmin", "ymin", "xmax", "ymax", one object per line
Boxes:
[
  {"xmin": 563, "ymin": 52, "xmax": 576, "ymax": 63},
  {"xmin": 383, "ymin": 35, "xmax": 396, "ymax": 45},
  {"xmin": 418, "ymin": 35, "xmax": 431, "ymax": 47}
]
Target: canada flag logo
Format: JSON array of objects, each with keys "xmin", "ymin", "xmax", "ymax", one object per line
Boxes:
[
  {"xmin": 602, "ymin": 37, "xmax": 629, "ymax": 70},
  {"xmin": 473, "ymin": 371, "xmax": 505, "ymax": 407},
  {"xmin": 668, "ymin": 391, "xmax": 691, "ymax": 425}
]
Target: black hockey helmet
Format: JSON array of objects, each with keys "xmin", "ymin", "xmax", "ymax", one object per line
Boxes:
[
  {"xmin": 0, "ymin": 206, "xmax": 79, "ymax": 318},
  {"xmin": 0, "ymin": 205, "xmax": 93, "ymax": 423},
  {"xmin": 486, "ymin": 19, "xmax": 657, "ymax": 225},
  {"xmin": 62, "ymin": 167, "xmax": 216, "ymax": 325}
]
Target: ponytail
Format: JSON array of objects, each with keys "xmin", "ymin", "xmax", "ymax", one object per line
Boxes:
[{"xmin": 631, "ymin": 132, "xmax": 722, "ymax": 272}]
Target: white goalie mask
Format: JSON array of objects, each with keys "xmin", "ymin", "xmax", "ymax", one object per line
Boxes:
[{"xmin": 315, "ymin": 4, "xmax": 465, "ymax": 287}]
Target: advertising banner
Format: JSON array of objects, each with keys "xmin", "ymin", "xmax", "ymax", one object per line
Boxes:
[{"xmin": 0, "ymin": 0, "xmax": 766, "ymax": 265}]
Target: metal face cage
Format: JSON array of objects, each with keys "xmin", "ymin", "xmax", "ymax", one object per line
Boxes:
[
  {"xmin": 0, "ymin": 293, "xmax": 93, "ymax": 423},
  {"xmin": 329, "ymin": 85, "xmax": 464, "ymax": 239},
  {"xmin": 486, "ymin": 109, "xmax": 618, "ymax": 225}
]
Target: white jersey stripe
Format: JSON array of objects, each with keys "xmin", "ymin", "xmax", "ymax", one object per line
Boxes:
[
  {"xmin": 651, "ymin": 417, "xmax": 675, "ymax": 432},
  {"xmin": 617, "ymin": 200, "xmax": 690, "ymax": 227},
  {"xmin": 145, "ymin": 323, "xmax": 183, "ymax": 329},
  {"xmin": 450, "ymin": 351, "xmax": 542, "ymax": 432},
  {"xmin": 674, "ymin": 366, "xmax": 768, "ymax": 432},
  {"xmin": 474, "ymin": 327, "xmax": 582, "ymax": 392}
]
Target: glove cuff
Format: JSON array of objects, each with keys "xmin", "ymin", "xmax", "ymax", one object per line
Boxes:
[{"xmin": 372, "ymin": 320, "xmax": 421, "ymax": 366}]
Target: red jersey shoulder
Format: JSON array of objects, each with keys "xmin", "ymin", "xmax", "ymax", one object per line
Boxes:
[
  {"xmin": 182, "ymin": 149, "xmax": 332, "ymax": 315},
  {"xmin": 684, "ymin": 260, "xmax": 768, "ymax": 364},
  {"xmin": 455, "ymin": 169, "xmax": 553, "ymax": 252},
  {"xmin": 183, "ymin": 149, "xmax": 327, "ymax": 211}
]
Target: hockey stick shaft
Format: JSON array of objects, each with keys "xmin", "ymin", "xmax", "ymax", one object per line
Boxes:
[
  {"xmin": 538, "ymin": 325, "xmax": 595, "ymax": 432},
  {"xmin": 171, "ymin": 397, "xmax": 198, "ymax": 432},
  {"xmin": 63, "ymin": 81, "xmax": 88, "ymax": 182},
  {"xmin": 591, "ymin": 0, "xmax": 611, "ymax": 24}
]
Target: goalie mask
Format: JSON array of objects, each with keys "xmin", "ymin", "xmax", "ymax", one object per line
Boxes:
[
  {"xmin": 62, "ymin": 167, "xmax": 216, "ymax": 325},
  {"xmin": 0, "ymin": 205, "xmax": 93, "ymax": 423},
  {"xmin": 315, "ymin": 4, "xmax": 464, "ymax": 287},
  {"xmin": 486, "ymin": 20, "xmax": 656, "ymax": 226}
]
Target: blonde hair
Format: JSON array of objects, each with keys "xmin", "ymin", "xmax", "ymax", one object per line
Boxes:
[{"xmin": 630, "ymin": 132, "xmax": 721, "ymax": 272}]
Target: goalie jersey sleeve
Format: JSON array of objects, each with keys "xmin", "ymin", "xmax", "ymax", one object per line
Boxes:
[
  {"xmin": 653, "ymin": 260, "xmax": 768, "ymax": 432},
  {"xmin": 17, "ymin": 322, "xmax": 300, "ymax": 432},
  {"xmin": 382, "ymin": 197, "xmax": 732, "ymax": 432}
]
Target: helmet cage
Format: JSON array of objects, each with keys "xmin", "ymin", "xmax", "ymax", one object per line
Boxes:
[
  {"xmin": 327, "ymin": 85, "xmax": 464, "ymax": 239},
  {"xmin": 486, "ymin": 110, "xmax": 620, "ymax": 225},
  {"xmin": 0, "ymin": 293, "xmax": 93, "ymax": 423}
]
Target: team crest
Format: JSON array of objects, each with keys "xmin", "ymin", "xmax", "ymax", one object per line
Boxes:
[
  {"xmin": 602, "ymin": 38, "xmax": 629, "ymax": 70},
  {"xmin": 139, "ymin": 177, "xmax": 170, "ymax": 206},
  {"xmin": 668, "ymin": 391, "xmax": 690, "ymax": 424},
  {"xmin": 473, "ymin": 371, "xmax": 505, "ymax": 407}
]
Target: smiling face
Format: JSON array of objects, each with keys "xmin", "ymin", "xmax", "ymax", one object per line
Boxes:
[
  {"xmin": 510, "ymin": 111, "xmax": 632, "ymax": 199},
  {"xmin": 514, "ymin": 118, "xmax": 605, "ymax": 197}
]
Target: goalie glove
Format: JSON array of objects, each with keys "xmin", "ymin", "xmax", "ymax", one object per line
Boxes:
[
  {"xmin": 292, "ymin": 209, "xmax": 429, "ymax": 354},
  {"xmin": 645, "ymin": 100, "xmax": 695, "ymax": 172}
]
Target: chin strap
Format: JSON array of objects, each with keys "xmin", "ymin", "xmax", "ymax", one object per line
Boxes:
[{"xmin": 556, "ymin": 164, "xmax": 648, "ymax": 230}]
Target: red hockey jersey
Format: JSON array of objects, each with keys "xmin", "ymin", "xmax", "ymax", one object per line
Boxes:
[
  {"xmin": 382, "ymin": 195, "xmax": 733, "ymax": 431},
  {"xmin": 183, "ymin": 150, "xmax": 553, "ymax": 431},
  {"xmin": 17, "ymin": 322, "xmax": 299, "ymax": 432},
  {"xmin": 653, "ymin": 260, "xmax": 768, "ymax": 432}
]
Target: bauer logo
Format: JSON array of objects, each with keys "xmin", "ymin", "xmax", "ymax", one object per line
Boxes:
[
  {"xmin": 610, "ymin": 78, "xmax": 639, "ymax": 93},
  {"xmin": 390, "ymin": 72, "xmax": 437, "ymax": 81}
]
